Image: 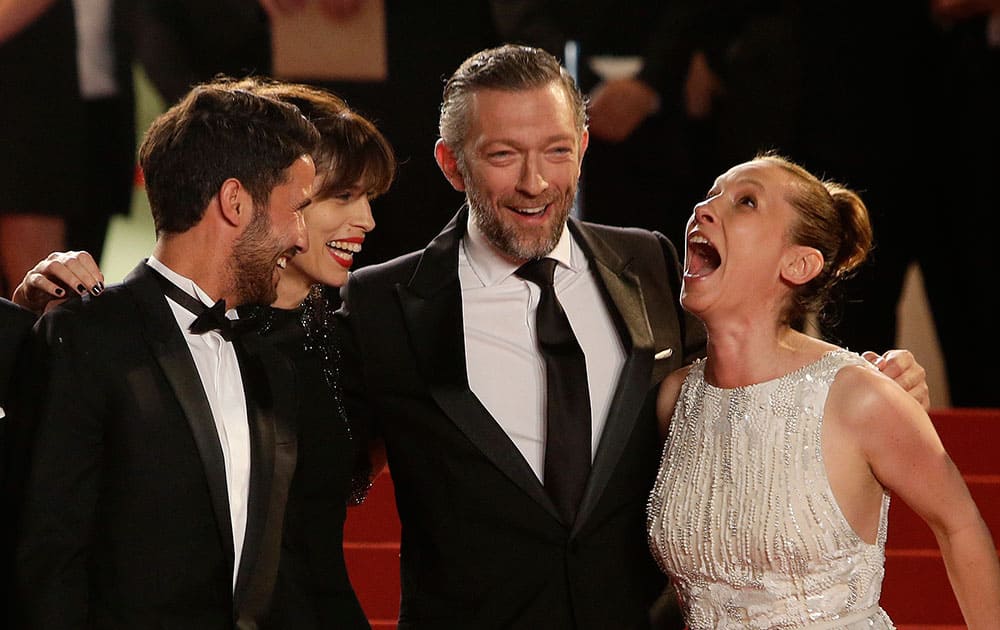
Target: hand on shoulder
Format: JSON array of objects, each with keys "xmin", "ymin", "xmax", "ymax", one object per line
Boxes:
[
  {"xmin": 12, "ymin": 251, "xmax": 104, "ymax": 315},
  {"xmin": 862, "ymin": 349, "xmax": 930, "ymax": 410}
]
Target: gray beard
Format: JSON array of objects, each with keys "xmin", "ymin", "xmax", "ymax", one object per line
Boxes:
[{"xmin": 465, "ymin": 184, "xmax": 572, "ymax": 262}]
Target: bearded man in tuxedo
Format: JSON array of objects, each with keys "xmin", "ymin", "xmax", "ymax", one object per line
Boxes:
[{"xmin": 13, "ymin": 78, "xmax": 318, "ymax": 629}]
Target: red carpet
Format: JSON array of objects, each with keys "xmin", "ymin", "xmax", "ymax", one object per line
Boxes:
[
  {"xmin": 344, "ymin": 409, "xmax": 1000, "ymax": 628},
  {"xmin": 882, "ymin": 408, "xmax": 1000, "ymax": 628}
]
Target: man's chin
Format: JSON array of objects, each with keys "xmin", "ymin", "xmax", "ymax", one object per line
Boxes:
[
  {"xmin": 499, "ymin": 223, "xmax": 563, "ymax": 260},
  {"xmin": 509, "ymin": 239, "xmax": 559, "ymax": 261},
  {"xmin": 470, "ymin": 197, "xmax": 569, "ymax": 260},
  {"xmin": 235, "ymin": 281, "xmax": 278, "ymax": 309}
]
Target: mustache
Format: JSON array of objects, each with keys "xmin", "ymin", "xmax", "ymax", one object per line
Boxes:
[{"xmin": 498, "ymin": 191, "xmax": 564, "ymax": 208}]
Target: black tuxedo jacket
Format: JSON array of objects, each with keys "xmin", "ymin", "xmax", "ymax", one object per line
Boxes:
[
  {"xmin": 0, "ymin": 298, "xmax": 35, "ymax": 608},
  {"xmin": 0, "ymin": 299, "xmax": 34, "ymax": 419},
  {"xmin": 14, "ymin": 263, "xmax": 297, "ymax": 629},
  {"xmin": 338, "ymin": 211, "xmax": 705, "ymax": 629}
]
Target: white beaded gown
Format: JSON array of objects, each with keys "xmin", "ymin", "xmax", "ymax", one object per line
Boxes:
[{"xmin": 647, "ymin": 350, "xmax": 894, "ymax": 629}]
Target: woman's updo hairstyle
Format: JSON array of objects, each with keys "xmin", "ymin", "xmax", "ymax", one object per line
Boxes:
[{"xmin": 755, "ymin": 154, "xmax": 873, "ymax": 328}]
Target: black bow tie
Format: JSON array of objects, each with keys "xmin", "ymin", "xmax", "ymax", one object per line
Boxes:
[
  {"xmin": 149, "ymin": 268, "xmax": 253, "ymax": 341},
  {"xmin": 189, "ymin": 299, "xmax": 243, "ymax": 340}
]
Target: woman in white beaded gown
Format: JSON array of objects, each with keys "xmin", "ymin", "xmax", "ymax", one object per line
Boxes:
[{"xmin": 646, "ymin": 155, "xmax": 1000, "ymax": 629}]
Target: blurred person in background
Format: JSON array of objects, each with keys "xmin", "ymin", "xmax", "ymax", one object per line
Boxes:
[{"xmin": 0, "ymin": 0, "xmax": 135, "ymax": 292}]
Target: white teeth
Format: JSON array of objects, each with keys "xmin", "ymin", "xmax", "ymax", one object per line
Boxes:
[
  {"xmin": 276, "ymin": 256, "xmax": 288, "ymax": 269},
  {"xmin": 689, "ymin": 234, "xmax": 709, "ymax": 245},
  {"xmin": 513, "ymin": 206, "xmax": 545, "ymax": 215},
  {"xmin": 327, "ymin": 240, "xmax": 362, "ymax": 253}
]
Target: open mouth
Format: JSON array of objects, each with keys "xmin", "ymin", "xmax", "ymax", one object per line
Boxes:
[
  {"xmin": 685, "ymin": 233, "xmax": 721, "ymax": 278},
  {"xmin": 276, "ymin": 245, "xmax": 302, "ymax": 271},
  {"xmin": 508, "ymin": 204, "xmax": 548, "ymax": 216},
  {"xmin": 326, "ymin": 239, "xmax": 362, "ymax": 269}
]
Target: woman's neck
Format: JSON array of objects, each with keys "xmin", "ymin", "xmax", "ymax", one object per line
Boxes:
[
  {"xmin": 702, "ymin": 317, "xmax": 826, "ymax": 388},
  {"xmin": 272, "ymin": 266, "xmax": 312, "ymax": 310}
]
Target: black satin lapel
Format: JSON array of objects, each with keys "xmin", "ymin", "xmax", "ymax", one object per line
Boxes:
[
  {"xmin": 232, "ymin": 333, "xmax": 296, "ymax": 623},
  {"xmin": 574, "ymin": 222, "xmax": 656, "ymax": 354},
  {"xmin": 129, "ymin": 264, "xmax": 236, "ymax": 569},
  {"xmin": 570, "ymin": 236, "xmax": 656, "ymax": 534},
  {"xmin": 232, "ymin": 336, "xmax": 272, "ymax": 603},
  {"xmin": 397, "ymin": 278, "xmax": 559, "ymax": 522}
]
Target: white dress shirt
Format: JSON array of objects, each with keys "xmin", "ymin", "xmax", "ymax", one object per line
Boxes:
[
  {"xmin": 459, "ymin": 218, "xmax": 626, "ymax": 482},
  {"xmin": 146, "ymin": 257, "xmax": 249, "ymax": 590}
]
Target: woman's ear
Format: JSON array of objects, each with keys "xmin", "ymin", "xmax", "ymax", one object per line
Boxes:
[{"xmin": 780, "ymin": 245, "xmax": 824, "ymax": 286}]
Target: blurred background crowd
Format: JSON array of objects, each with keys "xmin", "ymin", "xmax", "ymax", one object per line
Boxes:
[{"xmin": 1, "ymin": 0, "xmax": 998, "ymax": 407}]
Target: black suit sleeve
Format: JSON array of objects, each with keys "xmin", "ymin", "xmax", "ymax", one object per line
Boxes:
[
  {"xmin": 334, "ymin": 276, "xmax": 377, "ymax": 443},
  {"xmin": 14, "ymin": 308, "xmax": 105, "ymax": 629},
  {"xmin": 1, "ymin": 300, "xmax": 37, "ymax": 623},
  {"xmin": 0, "ymin": 300, "xmax": 35, "ymax": 411}
]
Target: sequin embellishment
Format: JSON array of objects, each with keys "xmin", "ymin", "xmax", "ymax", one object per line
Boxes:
[{"xmin": 647, "ymin": 350, "xmax": 894, "ymax": 629}]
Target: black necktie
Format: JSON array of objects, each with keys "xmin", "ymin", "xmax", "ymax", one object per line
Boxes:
[
  {"xmin": 516, "ymin": 258, "xmax": 591, "ymax": 525},
  {"xmin": 150, "ymin": 268, "xmax": 251, "ymax": 341}
]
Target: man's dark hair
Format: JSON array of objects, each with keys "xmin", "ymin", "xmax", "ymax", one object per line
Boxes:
[{"xmin": 138, "ymin": 77, "xmax": 320, "ymax": 235}]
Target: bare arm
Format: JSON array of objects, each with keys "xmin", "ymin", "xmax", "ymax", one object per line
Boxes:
[
  {"xmin": 587, "ymin": 78, "xmax": 662, "ymax": 142},
  {"xmin": 656, "ymin": 365, "xmax": 691, "ymax": 442},
  {"xmin": 831, "ymin": 367, "xmax": 1000, "ymax": 628},
  {"xmin": 0, "ymin": 0, "xmax": 58, "ymax": 43}
]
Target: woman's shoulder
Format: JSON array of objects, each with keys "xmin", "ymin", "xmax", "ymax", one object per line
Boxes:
[{"xmin": 826, "ymin": 355, "xmax": 925, "ymax": 435}]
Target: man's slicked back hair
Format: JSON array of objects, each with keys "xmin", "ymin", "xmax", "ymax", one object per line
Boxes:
[{"xmin": 439, "ymin": 45, "xmax": 587, "ymax": 161}]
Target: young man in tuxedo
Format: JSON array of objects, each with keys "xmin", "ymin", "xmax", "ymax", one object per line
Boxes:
[
  {"xmin": 13, "ymin": 79, "xmax": 318, "ymax": 629},
  {"xmin": 336, "ymin": 45, "xmax": 929, "ymax": 629}
]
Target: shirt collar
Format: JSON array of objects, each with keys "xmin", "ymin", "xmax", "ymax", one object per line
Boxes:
[
  {"xmin": 463, "ymin": 211, "xmax": 580, "ymax": 287},
  {"xmin": 146, "ymin": 256, "xmax": 238, "ymax": 320}
]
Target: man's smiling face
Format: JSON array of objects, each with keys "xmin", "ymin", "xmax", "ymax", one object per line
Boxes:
[{"xmin": 456, "ymin": 82, "xmax": 588, "ymax": 263}]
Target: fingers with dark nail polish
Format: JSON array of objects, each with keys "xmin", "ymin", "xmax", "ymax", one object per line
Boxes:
[
  {"xmin": 77, "ymin": 284, "xmax": 86, "ymax": 294},
  {"xmin": 55, "ymin": 287, "xmax": 65, "ymax": 296}
]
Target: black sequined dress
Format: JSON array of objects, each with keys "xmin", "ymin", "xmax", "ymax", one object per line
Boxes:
[{"xmin": 257, "ymin": 285, "xmax": 372, "ymax": 629}]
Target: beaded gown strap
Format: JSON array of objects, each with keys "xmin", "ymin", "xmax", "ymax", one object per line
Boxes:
[
  {"xmin": 255, "ymin": 286, "xmax": 373, "ymax": 504},
  {"xmin": 301, "ymin": 285, "xmax": 373, "ymax": 504}
]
